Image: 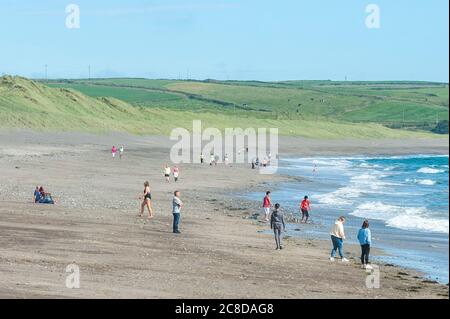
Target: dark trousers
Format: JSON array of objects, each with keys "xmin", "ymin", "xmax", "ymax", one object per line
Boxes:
[
  {"xmin": 273, "ymin": 224, "xmax": 283, "ymax": 248},
  {"xmin": 361, "ymin": 244, "xmax": 370, "ymax": 264},
  {"xmin": 173, "ymin": 213, "xmax": 180, "ymax": 232},
  {"xmin": 301, "ymin": 209, "xmax": 309, "ymax": 221}
]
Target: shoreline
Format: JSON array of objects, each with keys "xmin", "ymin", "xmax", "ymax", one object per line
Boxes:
[
  {"xmin": 225, "ymin": 190, "xmax": 449, "ymax": 285},
  {"xmin": 0, "ymin": 131, "xmax": 448, "ymax": 298},
  {"xmin": 246, "ymin": 153, "xmax": 449, "ymax": 284}
]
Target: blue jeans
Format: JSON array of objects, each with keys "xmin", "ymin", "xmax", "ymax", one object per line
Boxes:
[
  {"xmin": 330, "ymin": 235, "xmax": 344, "ymax": 258},
  {"xmin": 173, "ymin": 213, "xmax": 180, "ymax": 232}
]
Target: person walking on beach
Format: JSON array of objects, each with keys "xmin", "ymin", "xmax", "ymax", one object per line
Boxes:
[
  {"xmin": 138, "ymin": 181, "xmax": 153, "ymax": 219},
  {"xmin": 262, "ymin": 191, "xmax": 272, "ymax": 222},
  {"xmin": 111, "ymin": 146, "xmax": 117, "ymax": 159},
  {"xmin": 329, "ymin": 216, "xmax": 349, "ymax": 262},
  {"xmin": 300, "ymin": 196, "xmax": 311, "ymax": 223},
  {"xmin": 164, "ymin": 164, "xmax": 171, "ymax": 182},
  {"xmin": 200, "ymin": 153, "xmax": 204, "ymax": 164},
  {"xmin": 119, "ymin": 145, "xmax": 124, "ymax": 159},
  {"xmin": 173, "ymin": 166, "xmax": 180, "ymax": 182},
  {"xmin": 172, "ymin": 191, "xmax": 183, "ymax": 234},
  {"xmin": 357, "ymin": 220, "xmax": 372, "ymax": 269},
  {"xmin": 270, "ymin": 203, "xmax": 286, "ymax": 250}
]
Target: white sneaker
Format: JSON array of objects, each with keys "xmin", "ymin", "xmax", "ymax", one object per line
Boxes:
[
  {"xmin": 329, "ymin": 257, "xmax": 335, "ymax": 262},
  {"xmin": 341, "ymin": 258, "xmax": 349, "ymax": 262}
]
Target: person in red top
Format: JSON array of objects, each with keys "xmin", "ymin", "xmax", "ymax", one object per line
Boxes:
[
  {"xmin": 111, "ymin": 146, "xmax": 117, "ymax": 159},
  {"xmin": 300, "ymin": 195, "xmax": 311, "ymax": 223},
  {"xmin": 262, "ymin": 191, "xmax": 271, "ymax": 222}
]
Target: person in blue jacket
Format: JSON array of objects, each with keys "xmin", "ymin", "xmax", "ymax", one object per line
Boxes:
[
  {"xmin": 357, "ymin": 220, "xmax": 372, "ymax": 269},
  {"xmin": 33, "ymin": 186, "xmax": 41, "ymax": 203}
]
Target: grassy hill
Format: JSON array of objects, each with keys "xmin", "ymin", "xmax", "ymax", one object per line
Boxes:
[
  {"xmin": 47, "ymin": 78, "xmax": 449, "ymax": 132},
  {"xmin": 0, "ymin": 75, "xmax": 447, "ymax": 138}
]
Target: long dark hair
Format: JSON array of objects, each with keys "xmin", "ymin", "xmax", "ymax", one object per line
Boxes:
[{"xmin": 362, "ymin": 220, "xmax": 369, "ymax": 229}]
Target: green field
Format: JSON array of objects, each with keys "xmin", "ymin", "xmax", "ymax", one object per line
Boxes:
[
  {"xmin": 46, "ymin": 78, "xmax": 449, "ymax": 130},
  {"xmin": 0, "ymin": 75, "xmax": 448, "ymax": 138}
]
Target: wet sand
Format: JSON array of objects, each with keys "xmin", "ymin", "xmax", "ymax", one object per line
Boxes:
[{"xmin": 0, "ymin": 131, "xmax": 448, "ymax": 298}]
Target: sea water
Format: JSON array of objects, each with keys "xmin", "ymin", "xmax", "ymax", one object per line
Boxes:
[{"xmin": 244, "ymin": 155, "xmax": 449, "ymax": 283}]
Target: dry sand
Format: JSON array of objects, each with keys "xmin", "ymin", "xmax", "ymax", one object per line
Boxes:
[{"xmin": 0, "ymin": 131, "xmax": 448, "ymax": 299}]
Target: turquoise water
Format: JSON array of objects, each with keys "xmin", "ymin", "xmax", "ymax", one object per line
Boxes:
[{"xmin": 246, "ymin": 155, "xmax": 449, "ymax": 283}]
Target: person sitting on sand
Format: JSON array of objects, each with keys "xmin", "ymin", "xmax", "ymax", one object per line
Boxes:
[
  {"xmin": 329, "ymin": 216, "xmax": 349, "ymax": 262},
  {"xmin": 262, "ymin": 191, "xmax": 272, "ymax": 222},
  {"xmin": 39, "ymin": 186, "xmax": 45, "ymax": 198},
  {"xmin": 39, "ymin": 192, "xmax": 55, "ymax": 204},
  {"xmin": 270, "ymin": 203, "xmax": 286, "ymax": 250},
  {"xmin": 33, "ymin": 186, "xmax": 41, "ymax": 203},
  {"xmin": 138, "ymin": 181, "xmax": 153, "ymax": 219},
  {"xmin": 164, "ymin": 164, "xmax": 171, "ymax": 182},
  {"xmin": 300, "ymin": 196, "xmax": 311, "ymax": 223},
  {"xmin": 35, "ymin": 186, "xmax": 54, "ymax": 204},
  {"xmin": 357, "ymin": 220, "xmax": 372, "ymax": 269}
]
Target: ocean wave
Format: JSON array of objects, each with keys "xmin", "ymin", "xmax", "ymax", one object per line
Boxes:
[
  {"xmin": 417, "ymin": 179, "xmax": 436, "ymax": 186},
  {"xmin": 417, "ymin": 167, "xmax": 445, "ymax": 174},
  {"xmin": 314, "ymin": 173, "xmax": 393, "ymax": 206},
  {"xmin": 406, "ymin": 178, "xmax": 437, "ymax": 186},
  {"xmin": 351, "ymin": 202, "xmax": 449, "ymax": 234}
]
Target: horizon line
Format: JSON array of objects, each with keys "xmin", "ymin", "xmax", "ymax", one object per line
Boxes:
[{"xmin": 2, "ymin": 75, "xmax": 448, "ymax": 85}]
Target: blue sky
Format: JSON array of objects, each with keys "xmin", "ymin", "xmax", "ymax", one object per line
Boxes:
[{"xmin": 0, "ymin": 0, "xmax": 448, "ymax": 82}]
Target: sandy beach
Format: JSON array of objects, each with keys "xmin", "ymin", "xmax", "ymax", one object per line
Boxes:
[{"xmin": 0, "ymin": 131, "xmax": 448, "ymax": 299}]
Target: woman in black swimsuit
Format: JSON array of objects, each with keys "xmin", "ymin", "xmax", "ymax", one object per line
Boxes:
[{"xmin": 139, "ymin": 181, "xmax": 154, "ymax": 219}]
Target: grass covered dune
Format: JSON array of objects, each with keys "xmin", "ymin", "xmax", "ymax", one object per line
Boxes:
[{"xmin": 0, "ymin": 75, "xmax": 447, "ymax": 139}]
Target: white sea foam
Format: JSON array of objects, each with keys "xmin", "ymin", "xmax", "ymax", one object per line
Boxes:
[
  {"xmin": 406, "ymin": 178, "xmax": 437, "ymax": 186},
  {"xmin": 417, "ymin": 179, "xmax": 436, "ymax": 186},
  {"xmin": 351, "ymin": 202, "xmax": 449, "ymax": 234},
  {"xmin": 314, "ymin": 173, "xmax": 392, "ymax": 206},
  {"xmin": 417, "ymin": 167, "xmax": 445, "ymax": 174}
]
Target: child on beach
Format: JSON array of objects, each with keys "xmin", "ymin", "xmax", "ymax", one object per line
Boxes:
[
  {"xmin": 119, "ymin": 145, "xmax": 124, "ymax": 159},
  {"xmin": 111, "ymin": 146, "xmax": 117, "ymax": 158},
  {"xmin": 262, "ymin": 191, "xmax": 271, "ymax": 222},
  {"xmin": 164, "ymin": 164, "xmax": 171, "ymax": 182},
  {"xmin": 270, "ymin": 203, "xmax": 286, "ymax": 250},
  {"xmin": 300, "ymin": 196, "xmax": 311, "ymax": 223},
  {"xmin": 172, "ymin": 191, "xmax": 183, "ymax": 234},
  {"xmin": 357, "ymin": 220, "xmax": 372, "ymax": 269},
  {"xmin": 138, "ymin": 181, "xmax": 153, "ymax": 219},
  {"xmin": 329, "ymin": 216, "xmax": 349, "ymax": 262},
  {"xmin": 173, "ymin": 166, "xmax": 179, "ymax": 182}
]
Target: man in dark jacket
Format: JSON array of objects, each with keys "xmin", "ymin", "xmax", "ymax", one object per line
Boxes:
[{"xmin": 270, "ymin": 203, "xmax": 286, "ymax": 250}]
